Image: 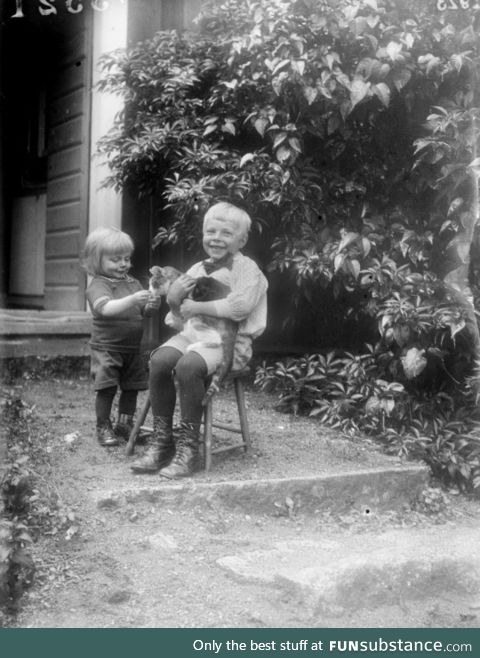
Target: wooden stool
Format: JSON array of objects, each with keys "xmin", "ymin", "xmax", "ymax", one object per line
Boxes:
[
  {"xmin": 125, "ymin": 369, "xmax": 252, "ymax": 472},
  {"xmin": 203, "ymin": 368, "xmax": 251, "ymax": 472}
]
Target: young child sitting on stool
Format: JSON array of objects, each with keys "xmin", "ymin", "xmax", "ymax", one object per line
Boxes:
[{"xmin": 131, "ymin": 201, "xmax": 268, "ymax": 478}]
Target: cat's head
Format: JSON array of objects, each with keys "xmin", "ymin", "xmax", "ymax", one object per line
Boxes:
[{"xmin": 148, "ymin": 266, "xmax": 182, "ymax": 297}]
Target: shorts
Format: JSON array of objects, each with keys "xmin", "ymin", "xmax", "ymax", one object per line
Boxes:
[
  {"xmin": 160, "ymin": 333, "xmax": 223, "ymax": 376},
  {"xmin": 90, "ymin": 349, "xmax": 148, "ymax": 391}
]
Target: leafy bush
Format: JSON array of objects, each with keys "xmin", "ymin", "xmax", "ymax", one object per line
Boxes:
[
  {"xmin": 97, "ymin": 0, "xmax": 480, "ymax": 351},
  {"xmin": 0, "ymin": 393, "xmax": 78, "ymax": 618},
  {"xmin": 255, "ymin": 348, "xmax": 480, "ymax": 493},
  {"xmin": 98, "ymin": 1, "xmax": 479, "ymax": 274}
]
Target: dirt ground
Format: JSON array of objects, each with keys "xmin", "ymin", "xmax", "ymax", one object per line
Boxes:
[{"xmin": 3, "ymin": 376, "xmax": 480, "ymax": 628}]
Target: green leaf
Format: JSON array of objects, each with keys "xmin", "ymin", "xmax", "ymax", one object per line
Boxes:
[
  {"xmin": 392, "ymin": 68, "xmax": 411, "ymax": 91},
  {"xmin": 291, "ymin": 60, "xmax": 306, "ymax": 76},
  {"xmin": 239, "ymin": 153, "xmax": 254, "ymax": 167},
  {"xmin": 373, "ymin": 82, "xmax": 390, "ymax": 107},
  {"xmin": 273, "ymin": 132, "xmax": 288, "ymax": 149},
  {"xmin": 273, "ymin": 59, "xmax": 290, "ymax": 75},
  {"xmin": 337, "ymin": 231, "xmax": 360, "ymax": 252},
  {"xmin": 203, "ymin": 124, "xmax": 217, "ymax": 137},
  {"xmin": 468, "ymin": 157, "xmax": 480, "ymax": 176},
  {"xmin": 347, "ymin": 259, "xmax": 360, "ymax": 279},
  {"xmin": 403, "ymin": 33, "xmax": 414, "ymax": 49},
  {"xmin": 334, "ymin": 253, "xmax": 345, "ymax": 272},
  {"xmin": 460, "ymin": 212, "xmax": 474, "ymax": 230},
  {"xmin": 352, "ymin": 16, "xmax": 368, "ymax": 37},
  {"xmin": 222, "ymin": 120, "xmax": 236, "ymax": 136},
  {"xmin": 325, "ymin": 53, "xmax": 338, "ymax": 70},
  {"xmin": 288, "ymin": 137, "xmax": 302, "ymax": 153},
  {"xmin": 0, "ymin": 545, "xmax": 11, "ymax": 562},
  {"xmin": 350, "ymin": 78, "xmax": 370, "ymax": 109},
  {"xmin": 327, "ymin": 115, "xmax": 341, "ymax": 134},
  {"xmin": 386, "ymin": 42, "xmax": 402, "ymax": 61},
  {"xmin": 276, "ymin": 145, "xmax": 292, "ymax": 163},
  {"xmin": 447, "ymin": 198, "xmax": 463, "ymax": 216},
  {"xmin": 303, "ymin": 86, "xmax": 318, "ymax": 105},
  {"xmin": 449, "ymin": 319, "xmax": 466, "ymax": 339},
  {"xmin": 426, "ymin": 56, "xmax": 441, "ymax": 76},
  {"xmin": 355, "ymin": 58, "xmax": 376, "ymax": 80},
  {"xmin": 254, "ymin": 117, "xmax": 269, "ymax": 137},
  {"xmin": 361, "ymin": 237, "xmax": 372, "ymax": 257},
  {"xmin": 456, "ymin": 242, "xmax": 470, "ymax": 264}
]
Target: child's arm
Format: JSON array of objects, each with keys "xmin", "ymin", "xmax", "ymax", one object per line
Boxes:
[
  {"xmin": 180, "ymin": 298, "xmax": 217, "ymax": 319},
  {"xmin": 166, "ymin": 274, "xmax": 196, "ymax": 311},
  {"xmin": 97, "ymin": 290, "xmax": 150, "ymax": 317},
  {"xmin": 165, "ymin": 274, "xmax": 196, "ymax": 326}
]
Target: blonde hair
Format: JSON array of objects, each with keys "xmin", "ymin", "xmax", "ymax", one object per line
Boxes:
[
  {"xmin": 82, "ymin": 227, "xmax": 134, "ymax": 275},
  {"xmin": 203, "ymin": 202, "xmax": 251, "ymax": 236}
]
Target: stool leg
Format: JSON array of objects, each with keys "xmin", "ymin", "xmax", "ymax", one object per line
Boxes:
[
  {"xmin": 234, "ymin": 379, "xmax": 251, "ymax": 452},
  {"xmin": 204, "ymin": 399, "xmax": 213, "ymax": 472},
  {"xmin": 126, "ymin": 396, "xmax": 151, "ymax": 456}
]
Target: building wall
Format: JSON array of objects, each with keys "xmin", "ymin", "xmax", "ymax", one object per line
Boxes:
[{"xmin": 44, "ymin": 13, "xmax": 93, "ymax": 310}]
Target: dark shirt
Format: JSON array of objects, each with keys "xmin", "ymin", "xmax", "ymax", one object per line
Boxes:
[{"xmin": 86, "ymin": 275, "xmax": 145, "ymax": 353}]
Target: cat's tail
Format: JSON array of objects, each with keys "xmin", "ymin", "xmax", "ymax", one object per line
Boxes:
[{"xmin": 202, "ymin": 378, "xmax": 220, "ymax": 405}]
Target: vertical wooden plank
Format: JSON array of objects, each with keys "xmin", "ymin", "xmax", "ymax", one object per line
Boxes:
[{"xmin": 44, "ymin": 12, "xmax": 92, "ymax": 311}]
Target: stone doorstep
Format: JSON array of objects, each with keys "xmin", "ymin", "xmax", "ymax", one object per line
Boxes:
[
  {"xmin": 0, "ymin": 310, "xmax": 92, "ymax": 335},
  {"xmin": 94, "ymin": 464, "xmax": 429, "ymax": 516},
  {"xmin": 217, "ymin": 526, "xmax": 480, "ymax": 617},
  {"xmin": 0, "ymin": 310, "xmax": 92, "ymax": 358}
]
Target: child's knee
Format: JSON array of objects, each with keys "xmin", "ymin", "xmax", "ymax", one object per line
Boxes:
[
  {"xmin": 175, "ymin": 353, "xmax": 207, "ymax": 383},
  {"xmin": 150, "ymin": 346, "xmax": 180, "ymax": 375}
]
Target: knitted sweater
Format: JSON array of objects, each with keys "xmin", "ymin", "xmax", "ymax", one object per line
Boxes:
[{"xmin": 86, "ymin": 275, "xmax": 145, "ymax": 353}]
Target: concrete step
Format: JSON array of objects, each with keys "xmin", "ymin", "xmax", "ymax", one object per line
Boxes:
[
  {"xmin": 94, "ymin": 464, "xmax": 429, "ymax": 516},
  {"xmin": 217, "ymin": 525, "xmax": 480, "ymax": 619}
]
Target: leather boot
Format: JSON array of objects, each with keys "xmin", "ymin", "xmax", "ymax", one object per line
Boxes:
[
  {"xmin": 114, "ymin": 413, "xmax": 134, "ymax": 442},
  {"xmin": 96, "ymin": 420, "xmax": 119, "ymax": 447},
  {"xmin": 158, "ymin": 421, "xmax": 200, "ymax": 479},
  {"xmin": 130, "ymin": 416, "xmax": 175, "ymax": 473}
]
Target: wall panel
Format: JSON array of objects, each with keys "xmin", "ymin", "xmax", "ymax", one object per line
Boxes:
[{"xmin": 44, "ymin": 17, "xmax": 92, "ymax": 310}]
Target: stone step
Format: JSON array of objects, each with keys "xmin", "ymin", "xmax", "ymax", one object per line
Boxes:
[
  {"xmin": 94, "ymin": 464, "xmax": 429, "ymax": 516},
  {"xmin": 217, "ymin": 525, "xmax": 480, "ymax": 619}
]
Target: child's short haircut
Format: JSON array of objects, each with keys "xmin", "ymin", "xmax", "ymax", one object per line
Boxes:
[
  {"xmin": 203, "ymin": 202, "xmax": 251, "ymax": 235},
  {"xmin": 82, "ymin": 227, "xmax": 134, "ymax": 275}
]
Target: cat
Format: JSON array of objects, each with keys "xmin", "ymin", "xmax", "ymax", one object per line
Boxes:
[
  {"xmin": 148, "ymin": 266, "xmax": 238, "ymax": 403},
  {"xmin": 148, "ymin": 265, "xmax": 183, "ymax": 300}
]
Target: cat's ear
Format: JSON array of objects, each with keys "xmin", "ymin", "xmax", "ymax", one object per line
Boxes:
[
  {"xmin": 149, "ymin": 266, "xmax": 162, "ymax": 276},
  {"xmin": 165, "ymin": 266, "xmax": 180, "ymax": 280}
]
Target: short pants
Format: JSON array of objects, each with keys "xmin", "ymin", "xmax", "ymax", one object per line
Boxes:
[
  {"xmin": 160, "ymin": 332, "xmax": 223, "ymax": 375},
  {"xmin": 90, "ymin": 349, "xmax": 148, "ymax": 391}
]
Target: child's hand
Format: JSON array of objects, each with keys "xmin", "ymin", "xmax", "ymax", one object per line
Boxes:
[
  {"xmin": 179, "ymin": 298, "xmax": 200, "ymax": 320},
  {"xmin": 146, "ymin": 293, "xmax": 162, "ymax": 310},
  {"xmin": 131, "ymin": 290, "xmax": 150, "ymax": 306},
  {"xmin": 167, "ymin": 275, "xmax": 196, "ymax": 307}
]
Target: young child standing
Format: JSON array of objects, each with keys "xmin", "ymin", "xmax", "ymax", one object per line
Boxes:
[
  {"xmin": 131, "ymin": 201, "xmax": 268, "ymax": 478},
  {"xmin": 83, "ymin": 227, "xmax": 152, "ymax": 447}
]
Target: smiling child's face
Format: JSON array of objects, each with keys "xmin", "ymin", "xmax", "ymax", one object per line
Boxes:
[
  {"xmin": 100, "ymin": 251, "xmax": 132, "ymax": 279},
  {"xmin": 202, "ymin": 216, "xmax": 247, "ymax": 261}
]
